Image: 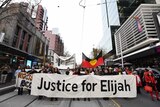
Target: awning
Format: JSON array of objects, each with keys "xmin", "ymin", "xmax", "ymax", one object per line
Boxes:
[
  {"xmin": 114, "ymin": 42, "xmax": 160, "ymax": 62},
  {"xmin": 0, "ymin": 43, "xmax": 41, "ymax": 61}
]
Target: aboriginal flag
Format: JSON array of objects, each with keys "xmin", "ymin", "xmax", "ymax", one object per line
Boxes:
[{"xmin": 81, "ymin": 51, "xmax": 104, "ymax": 68}]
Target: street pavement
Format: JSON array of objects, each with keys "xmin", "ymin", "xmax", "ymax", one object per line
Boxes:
[
  {"xmin": 114, "ymin": 89, "xmax": 160, "ymax": 107},
  {"xmin": 0, "ymin": 88, "xmax": 160, "ymax": 107}
]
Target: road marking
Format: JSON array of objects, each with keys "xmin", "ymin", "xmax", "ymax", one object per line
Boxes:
[
  {"xmin": 110, "ymin": 98, "xmax": 121, "ymax": 107},
  {"xmin": 0, "ymin": 85, "xmax": 15, "ymax": 91}
]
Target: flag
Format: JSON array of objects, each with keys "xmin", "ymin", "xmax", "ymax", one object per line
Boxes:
[
  {"xmin": 81, "ymin": 51, "xmax": 104, "ymax": 68},
  {"xmin": 134, "ymin": 16, "xmax": 142, "ymax": 32}
]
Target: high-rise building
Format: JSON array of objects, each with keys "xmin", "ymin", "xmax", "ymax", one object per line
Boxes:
[
  {"xmin": 0, "ymin": 3, "xmax": 49, "ymax": 67},
  {"xmin": 99, "ymin": 0, "xmax": 159, "ymax": 66},
  {"xmin": 99, "ymin": 0, "xmax": 120, "ymax": 65},
  {"xmin": 35, "ymin": 5, "xmax": 48, "ymax": 31},
  {"xmin": 117, "ymin": 0, "xmax": 157, "ymax": 25},
  {"xmin": 114, "ymin": 4, "xmax": 160, "ymax": 67},
  {"xmin": 44, "ymin": 30, "xmax": 64, "ymax": 56}
]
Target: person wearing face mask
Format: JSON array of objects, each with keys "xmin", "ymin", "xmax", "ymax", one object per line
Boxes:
[{"xmin": 145, "ymin": 70, "xmax": 159, "ymax": 101}]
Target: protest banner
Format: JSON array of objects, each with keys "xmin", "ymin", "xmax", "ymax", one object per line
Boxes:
[
  {"xmin": 16, "ymin": 72, "xmax": 32, "ymax": 89},
  {"xmin": 31, "ymin": 74, "xmax": 136, "ymax": 98}
]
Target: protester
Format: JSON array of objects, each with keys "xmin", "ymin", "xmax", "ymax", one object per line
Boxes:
[
  {"xmin": 143, "ymin": 69, "xmax": 150, "ymax": 86},
  {"xmin": 28, "ymin": 67, "xmax": 38, "ymax": 74},
  {"xmin": 54, "ymin": 67, "xmax": 61, "ymax": 74},
  {"xmin": 144, "ymin": 70, "xmax": 159, "ymax": 101},
  {"xmin": 50, "ymin": 67, "xmax": 61, "ymax": 101},
  {"xmin": 79, "ymin": 68, "xmax": 86, "ymax": 75},
  {"xmin": 83, "ymin": 68, "xmax": 90, "ymax": 101},
  {"xmin": 73, "ymin": 68, "xmax": 80, "ymax": 75},
  {"xmin": 132, "ymin": 71, "xmax": 142, "ymax": 94},
  {"xmin": 65, "ymin": 67, "xmax": 70, "ymax": 75},
  {"xmin": 15, "ymin": 66, "xmax": 21, "ymax": 77},
  {"xmin": 18, "ymin": 68, "xmax": 26, "ymax": 95},
  {"xmin": 89, "ymin": 68, "xmax": 95, "ymax": 75},
  {"xmin": 69, "ymin": 69, "xmax": 74, "ymax": 75},
  {"xmin": 125, "ymin": 67, "xmax": 132, "ymax": 75},
  {"xmin": 39, "ymin": 66, "xmax": 47, "ymax": 73},
  {"xmin": 38, "ymin": 66, "xmax": 48, "ymax": 100}
]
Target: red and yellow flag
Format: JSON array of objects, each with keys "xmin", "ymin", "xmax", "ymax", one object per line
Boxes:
[{"xmin": 81, "ymin": 51, "xmax": 104, "ymax": 68}]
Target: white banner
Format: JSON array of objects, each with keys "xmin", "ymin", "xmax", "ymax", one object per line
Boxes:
[
  {"xmin": 16, "ymin": 72, "xmax": 32, "ymax": 89},
  {"xmin": 31, "ymin": 74, "xmax": 136, "ymax": 98},
  {"xmin": 54, "ymin": 53, "xmax": 76, "ymax": 69}
]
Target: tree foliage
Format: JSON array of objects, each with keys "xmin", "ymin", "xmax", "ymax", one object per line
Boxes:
[{"xmin": 91, "ymin": 47, "xmax": 106, "ymax": 58}]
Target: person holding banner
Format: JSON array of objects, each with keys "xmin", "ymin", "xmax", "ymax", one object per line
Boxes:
[
  {"xmin": 38, "ymin": 66, "xmax": 48, "ymax": 100},
  {"xmin": 83, "ymin": 68, "xmax": 90, "ymax": 101},
  {"xmin": 50, "ymin": 67, "xmax": 61, "ymax": 101},
  {"xmin": 89, "ymin": 68, "xmax": 95, "ymax": 75},
  {"xmin": 39, "ymin": 66, "xmax": 47, "ymax": 73},
  {"xmin": 18, "ymin": 68, "xmax": 26, "ymax": 95},
  {"xmin": 79, "ymin": 68, "xmax": 86, "ymax": 75},
  {"xmin": 54, "ymin": 67, "xmax": 61, "ymax": 74},
  {"xmin": 132, "ymin": 71, "xmax": 142, "ymax": 94},
  {"xmin": 28, "ymin": 67, "xmax": 38, "ymax": 74},
  {"xmin": 73, "ymin": 68, "xmax": 80, "ymax": 75}
]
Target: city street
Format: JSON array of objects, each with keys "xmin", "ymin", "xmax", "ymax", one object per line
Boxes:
[
  {"xmin": 0, "ymin": 89, "xmax": 159, "ymax": 107},
  {"xmin": 1, "ymin": 0, "xmax": 160, "ymax": 107}
]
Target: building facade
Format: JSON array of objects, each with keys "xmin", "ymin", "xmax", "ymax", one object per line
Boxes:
[
  {"xmin": 117, "ymin": 0, "xmax": 157, "ymax": 25},
  {"xmin": 99, "ymin": 0, "xmax": 120, "ymax": 65},
  {"xmin": 44, "ymin": 30, "xmax": 64, "ymax": 60},
  {"xmin": 0, "ymin": 3, "xmax": 49, "ymax": 68},
  {"xmin": 35, "ymin": 5, "xmax": 48, "ymax": 31},
  {"xmin": 114, "ymin": 4, "xmax": 160, "ymax": 67}
]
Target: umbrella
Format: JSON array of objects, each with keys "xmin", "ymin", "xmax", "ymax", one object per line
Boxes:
[
  {"xmin": 124, "ymin": 62, "xmax": 132, "ymax": 66},
  {"xmin": 114, "ymin": 63, "xmax": 121, "ymax": 66},
  {"xmin": 119, "ymin": 62, "xmax": 132, "ymax": 66}
]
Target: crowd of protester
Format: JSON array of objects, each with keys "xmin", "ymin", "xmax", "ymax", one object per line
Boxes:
[{"xmin": 1, "ymin": 64, "xmax": 159, "ymax": 101}]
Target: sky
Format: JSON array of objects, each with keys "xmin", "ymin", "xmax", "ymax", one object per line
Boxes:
[{"xmin": 40, "ymin": 0, "xmax": 103, "ymax": 64}]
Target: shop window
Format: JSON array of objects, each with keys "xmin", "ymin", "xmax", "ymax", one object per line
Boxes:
[
  {"xmin": 26, "ymin": 43, "xmax": 29, "ymax": 52},
  {"xmin": 21, "ymin": 31, "xmax": 26, "ymax": 40},
  {"xmin": 13, "ymin": 25, "xmax": 22, "ymax": 48},
  {"xmin": 12, "ymin": 36, "xmax": 18, "ymax": 47},
  {"xmin": 15, "ymin": 26, "xmax": 21, "ymax": 36},
  {"xmin": 19, "ymin": 40, "xmax": 23, "ymax": 50},
  {"xmin": 28, "ymin": 35, "xmax": 31, "ymax": 42}
]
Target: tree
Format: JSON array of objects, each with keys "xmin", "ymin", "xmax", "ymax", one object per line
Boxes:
[
  {"xmin": 63, "ymin": 50, "xmax": 71, "ymax": 57},
  {"xmin": 0, "ymin": 0, "xmax": 42, "ymax": 9},
  {"xmin": 91, "ymin": 47, "xmax": 106, "ymax": 58},
  {"xmin": 0, "ymin": 0, "xmax": 12, "ymax": 8}
]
